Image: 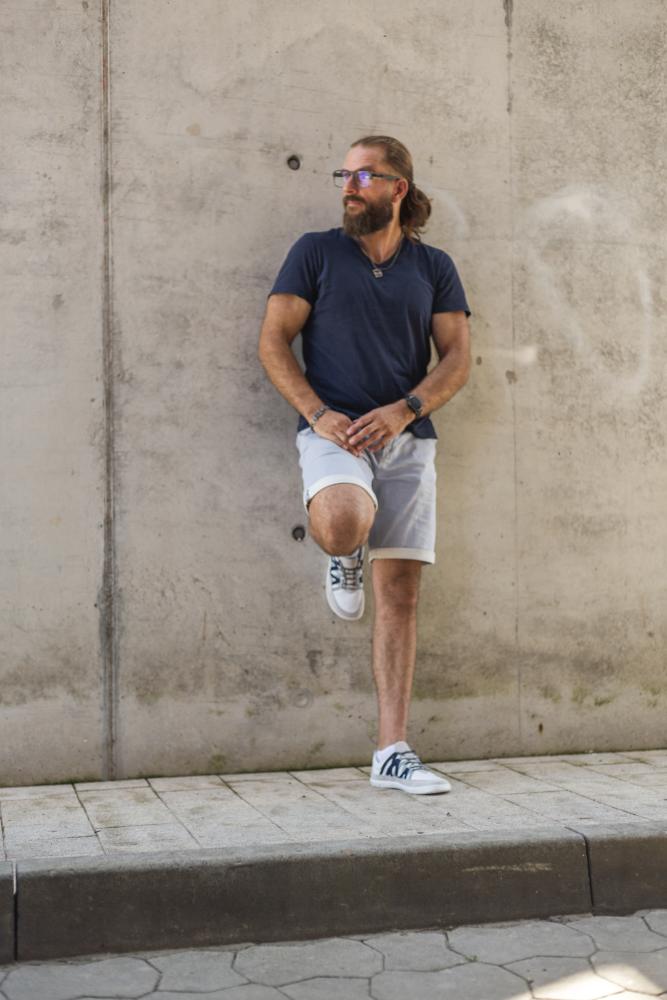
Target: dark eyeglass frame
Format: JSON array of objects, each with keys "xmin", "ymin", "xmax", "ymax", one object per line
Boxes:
[{"xmin": 332, "ymin": 169, "xmax": 402, "ymax": 188}]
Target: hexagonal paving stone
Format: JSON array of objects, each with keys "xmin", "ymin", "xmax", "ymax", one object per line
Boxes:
[
  {"xmin": 591, "ymin": 950, "xmax": 667, "ymax": 995},
  {"xmin": 147, "ymin": 948, "xmax": 246, "ymax": 990},
  {"xmin": 141, "ymin": 988, "xmax": 283, "ymax": 1000},
  {"xmin": 564, "ymin": 916, "xmax": 667, "ymax": 953},
  {"xmin": 644, "ymin": 911, "xmax": 667, "ymax": 938},
  {"xmin": 363, "ymin": 930, "xmax": 465, "ymax": 972},
  {"xmin": 282, "ymin": 978, "xmax": 372, "ymax": 999},
  {"xmin": 234, "ymin": 939, "xmax": 381, "ymax": 986},
  {"xmin": 2, "ymin": 956, "xmax": 158, "ymax": 1000},
  {"xmin": 447, "ymin": 919, "xmax": 594, "ymax": 964},
  {"xmin": 507, "ymin": 956, "xmax": 622, "ymax": 999},
  {"xmin": 371, "ymin": 963, "xmax": 531, "ymax": 1000}
]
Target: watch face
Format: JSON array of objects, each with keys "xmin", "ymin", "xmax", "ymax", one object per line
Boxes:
[{"xmin": 407, "ymin": 394, "xmax": 422, "ymax": 415}]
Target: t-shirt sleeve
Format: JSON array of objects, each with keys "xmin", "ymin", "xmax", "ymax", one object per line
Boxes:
[
  {"xmin": 432, "ymin": 252, "xmax": 471, "ymax": 317},
  {"xmin": 269, "ymin": 234, "xmax": 321, "ymax": 305}
]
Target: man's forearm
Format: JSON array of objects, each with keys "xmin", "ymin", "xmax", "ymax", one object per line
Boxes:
[
  {"xmin": 259, "ymin": 338, "xmax": 323, "ymax": 424},
  {"xmin": 410, "ymin": 344, "xmax": 470, "ymax": 418}
]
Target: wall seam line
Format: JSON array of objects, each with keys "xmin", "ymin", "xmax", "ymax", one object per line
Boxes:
[
  {"xmin": 504, "ymin": 0, "xmax": 522, "ymax": 748},
  {"xmin": 100, "ymin": 0, "xmax": 117, "ymax": 781}
]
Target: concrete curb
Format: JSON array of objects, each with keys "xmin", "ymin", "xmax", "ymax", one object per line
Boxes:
[
  {"xmin": 584, "ymin": 822, "xmax": 667, "ymax": 914},
  {"xmin": 15, "ymin": 828, "xmax": 590, "ymax": 961},
  {"xmin": 0, "ymin": 863, "xmax": 14, "ymax": 964}
]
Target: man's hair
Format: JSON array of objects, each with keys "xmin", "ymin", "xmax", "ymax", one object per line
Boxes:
[{"xmin": 350, "ymin": 135, "xmax": 432, "ymax": 242}]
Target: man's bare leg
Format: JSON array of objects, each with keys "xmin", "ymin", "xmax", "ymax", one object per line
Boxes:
[
  {"xmin": 371, "ymin": 558, "xmax": 422, "ymax": 748},
  {"xmin": 308, "ymin": 483, "xmax": 375, "ymax": 556}
]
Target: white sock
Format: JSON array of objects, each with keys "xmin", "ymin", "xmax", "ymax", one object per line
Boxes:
[{"xmin": 375, "ymin": 740, "xmax": 410, "ymax": 761}]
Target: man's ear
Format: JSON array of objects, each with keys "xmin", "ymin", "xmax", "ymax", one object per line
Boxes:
[{"xmin": 393, "ymin": 178, "xmax": 409, "ymax": 204}]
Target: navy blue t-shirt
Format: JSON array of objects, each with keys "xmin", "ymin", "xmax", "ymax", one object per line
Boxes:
[{"xmin": 269, "ymin": 227, "xmax": 470, "ymax": 438}]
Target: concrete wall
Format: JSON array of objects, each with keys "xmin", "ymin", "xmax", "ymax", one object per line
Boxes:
[{"xmin": 2, "ymin": 0, "xmax": 665, "ymax": 784}]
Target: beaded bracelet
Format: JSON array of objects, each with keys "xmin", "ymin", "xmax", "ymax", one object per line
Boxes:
[{"xmin": 310, "ymin": 405, "xmax": 330, "ymax": 429}]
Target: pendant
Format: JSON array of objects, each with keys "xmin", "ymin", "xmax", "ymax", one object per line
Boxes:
[{"xmin": 372, "ymin": 267, "xmax": 383, "ymax": 278}]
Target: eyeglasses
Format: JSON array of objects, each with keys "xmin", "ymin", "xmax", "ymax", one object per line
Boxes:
[{"xmin": 332, "ymin": 169, "xmax": 402, "ymax": 189}]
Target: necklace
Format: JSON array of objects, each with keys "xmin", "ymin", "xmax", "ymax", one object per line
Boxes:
[{"xmin": 358, "ymin": 236, "xmax": 404, "ymax": 278}]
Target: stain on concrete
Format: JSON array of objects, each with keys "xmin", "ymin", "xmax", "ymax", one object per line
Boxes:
[
  {"xmin": 505, "ymin": 369, "xmax": 517, "ymax": 384},
  {"xmin": 0, "ymin": 229, "xmax": 26, "ymax": 244},
  {"xmin": 538, "ymin": 684, "xmax": 561, "ymax": 705},
  {"xmin": 186, "ymin": 123, "xmax": 201, "ymax": 136},
  {"xmin": 306, "ymin": 650, "xmax": 322, "ymax": 677},
  {"xmin": 52, "ymin": 293, "xmax": 64, "ymax": 310},
  {"xmin": 504, "ymin": 0, "xmax": 513, "ymax": 113},
  {"xmin": 503, "ymin": 0, "xmax": 513, "ymax": 31},
  {"xmin": 0, "ymin": 653, "xmax": 94, "ymax": 707}
]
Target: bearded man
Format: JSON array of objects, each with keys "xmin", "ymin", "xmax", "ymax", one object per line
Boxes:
[{"xmin": 258, "ymin": 135, "xmax": 471, "ymax": 794}]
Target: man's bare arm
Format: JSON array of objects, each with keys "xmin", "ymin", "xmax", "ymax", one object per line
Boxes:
[
  {"xmin": 413, "ymin": 309, "xmax": 471, "ymax": 414},
  {"xmin": 346, "ymin": 310, "xmax": 471, "ymax": 452},
  {"xmin": 258, "ymin": 293, "xmax": 354, "ymax": 449}
]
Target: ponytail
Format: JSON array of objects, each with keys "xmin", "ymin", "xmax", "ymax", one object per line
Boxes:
[{"xmin": 399, "ymin": 183, "xmax": 432, "ymax": 242}]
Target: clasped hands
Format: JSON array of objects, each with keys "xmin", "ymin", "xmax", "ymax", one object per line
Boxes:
[{"xmin": 313, "ymin": 402, "xmax": 414, "ymax": 455}]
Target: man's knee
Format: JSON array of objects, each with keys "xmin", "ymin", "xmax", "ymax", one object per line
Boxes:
[{"xmin": 309, "ymin": 484, "xmax": 375, "ymax": 555}]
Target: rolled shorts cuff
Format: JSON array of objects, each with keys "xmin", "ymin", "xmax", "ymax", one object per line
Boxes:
[
  {"xmin": 368, "ymin": 546, "xmax": 436, "ymax": 565},
  {"xmin": 303, "ymin": 474, "xmax": 379, "ymax": 512}
]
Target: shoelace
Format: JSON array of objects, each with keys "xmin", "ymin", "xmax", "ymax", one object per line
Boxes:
[
  {"xmin": 331, "ymin": 557, "xmax": 363, "ymax": 591},
  {"xmin": 394, "ymin": 750, "xmax": 425, "ymax": 774},
  {"xmin": 380, "ymin": 749, "xmax": 427, "ymax": 778}
]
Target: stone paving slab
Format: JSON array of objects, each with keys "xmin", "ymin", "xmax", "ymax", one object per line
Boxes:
[{"xmin": 2, "ymin": 910, "xmax": 667, "ymax": 999}]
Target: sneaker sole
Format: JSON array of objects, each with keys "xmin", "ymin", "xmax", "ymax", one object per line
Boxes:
[
  {"xmin": 326, "ymin": 566, "xmax": 365, "ymax": 621},
  {"xmin": 369, "ymin": 777, "xmax": 451, "ymax": 795}
]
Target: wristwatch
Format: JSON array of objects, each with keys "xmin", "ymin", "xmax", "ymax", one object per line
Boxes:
[{"xmin": 404, "ymin": 393, "xmax": 424, "ymax": 420}]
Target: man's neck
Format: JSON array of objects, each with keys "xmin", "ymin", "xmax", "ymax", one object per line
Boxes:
[{"xmin": 355, "ymin": 221, "xmax": 404, "ymax": 264}]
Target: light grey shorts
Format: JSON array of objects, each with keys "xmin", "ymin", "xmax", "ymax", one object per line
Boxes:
[{"xmin": 296, "ymin": 428, "xmax": 437, "ymax": 564}]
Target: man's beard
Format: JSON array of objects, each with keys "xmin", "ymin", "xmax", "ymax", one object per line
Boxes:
[{"xmin": 342, "ymin": 195, "xmax": 394, "ymax": 237}]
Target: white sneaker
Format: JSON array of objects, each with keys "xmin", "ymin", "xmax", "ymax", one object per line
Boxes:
[
  {"xmin": 370, "ymin": 741, "xmax": 451, "ymax": 795},
  {"xmin": 326, "ymin": 547, "xmax": 365, "ymax": 621}
]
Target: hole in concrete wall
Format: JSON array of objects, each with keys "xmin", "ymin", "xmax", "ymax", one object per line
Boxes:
[
  {"xmin": 287, "ymin": 155, "xmax": 301, "ymax": 171},
  {"xmin": 292, "ymin": 525, "xmax": 306, "ymax": 542}
]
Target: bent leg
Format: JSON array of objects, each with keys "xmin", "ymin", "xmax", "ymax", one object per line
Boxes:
[
  {"xmin": 309, "ymin": 483, "xmax": 375, "ymax": 556},
  {"xmin": 371, "ymin": 558, "xmax": 423, "ymax": 748}
]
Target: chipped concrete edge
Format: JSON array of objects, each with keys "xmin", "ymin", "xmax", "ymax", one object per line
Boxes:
[{"xmin": 14, "ymin": 827, "xmax": 592, "ymax": 961}]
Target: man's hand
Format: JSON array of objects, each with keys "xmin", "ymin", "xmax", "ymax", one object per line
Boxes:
[
  {"xmin": 312, "ymin": 409, "xmax": 355, "ymax": 450},
  {"xmin": 346, "ymin": 402, "xmax": 413, "ymax": 455}
]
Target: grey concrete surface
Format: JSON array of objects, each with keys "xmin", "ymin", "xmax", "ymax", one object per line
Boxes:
[
  {"xmin": 14, "ymin": 827, "xmax": 589, "ymax": 960},
  {"xmin": 2, "ymin": 0, "xmax": 666, "ymax": 786},
  {"xmin": 3, "ymin": 912, "xmax": 667, "ymax": 999},
  {"xmin": 1, "ymin": 1, "xmax": 107, "ymax": 785},
  {"xmin": 0, "ymin": 865, "xmax": 14, "ymax": 966},
  {"xmin": 586, "ymin": 826, "xmax": 667, "ymax": 916}
]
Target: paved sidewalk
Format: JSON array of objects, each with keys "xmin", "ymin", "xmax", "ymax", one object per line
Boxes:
[
  {"xmin": 1, "ymin": 910, "xmax": 667, "ymax": 999},
  {"xmin": 2, "ymin": 749, "xmax": 667, "ymax": 964},
  {"xmin": 2, "ymin": 749, "xmax": 667, "ymax": 861}
]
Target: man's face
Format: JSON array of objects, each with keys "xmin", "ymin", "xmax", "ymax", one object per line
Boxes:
[{"xmin": 340, "ymin": 146, "xmax": 399, "ymax": 238}]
